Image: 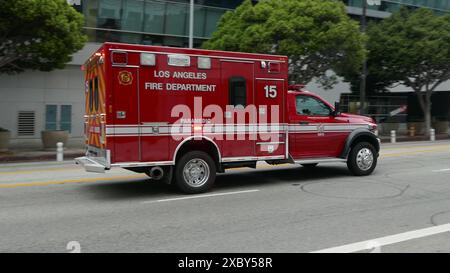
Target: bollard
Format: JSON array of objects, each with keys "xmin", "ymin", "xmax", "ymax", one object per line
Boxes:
[
  {"xmin": 56, "ymin": 142, "xmax": 64, "ymax": 162},
  {"xmin": 390, "ymin": 130, "xmax": 396, "ymax": 144},
  {"xmin": 409, "ymin": 125, "xmax": 415, "ymax": 137},
  {"xmin": 430, "ymin": 128, "xmax": 435, "ymax": 141}
]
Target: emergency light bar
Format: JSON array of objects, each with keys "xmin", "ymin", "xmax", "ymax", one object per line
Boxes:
[
  {"xmin": 168, "ymin": 54, "xmax": 190, "ymax": 67},
  {"xmin": 198, "ymin": 57, "xmax": 211, "ymax": 69},
  {"xmin": 141, "ymin": 53, "xmax": 156, "ymax": 66}
]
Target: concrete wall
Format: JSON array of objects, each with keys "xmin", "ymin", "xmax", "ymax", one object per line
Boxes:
[
  {"xmin": 0, "ymin": 65, "xmax": 85, "ymax": 148},
  {"xmin": 0, "ymin": 43, "xmax": 101, "ymax": 149}
]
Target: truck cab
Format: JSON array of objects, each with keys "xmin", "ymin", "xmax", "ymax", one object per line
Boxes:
[{"xmin": 286, "ymin": 84, "xmax": 379, "ymax": 175}]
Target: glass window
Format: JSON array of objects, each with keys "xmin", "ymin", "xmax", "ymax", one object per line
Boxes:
[
  {"xmin": 60, "ymin": 105, "xmax": 72, "ymax": 133},
  {"xmin": 99, "ymin": 0, "xmax": 121, "ymax": 20},
  {"xmin": 143, "ymin": 1, "xmax": 166, "ymax": 34},
  {"xmin": 94, "ymin": 77, "xmax": 99, "ymax": 111},
  {"xmin": 194, "ymin": 6, "xmax": 207, "ymax": 37},
  {"xmin": 98, "ymin": 0, "xmax": 121, "ymax": 31},
  {"xmin": 296, "ymin": 95, "xmax": 331, "ymax": 116},
  {"xmin": 45, "ymin": 105, "xmax": 57, "ymax": 131},
  {"xmin": 165, "ymin": 3, "xmax": 188, "ymax": 36},
  {"xmin": 436, "ymin": 0, "xmax": 449, "ymax": 10},
  {"xmin": 46, "ymin": 105, "xmax": 72, "ymax": 132},
  {"xmin": 204, "ymin": 7, "xmax": 225, "ymax": 37},
  {"xmin": 89, "ymin": 79, "xmax": 94, "ymax": 112},
  {"xmin": 121, "ymin": 0, "xmax": 144, "ymax": 32},
  {"xmin": 229, "ymin": 77, "xmax": 247, "ymax": 107}
]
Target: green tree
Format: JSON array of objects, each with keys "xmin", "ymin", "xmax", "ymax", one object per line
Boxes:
[
  {"xmin": 339, "ymin": 43, "xmax": 399, "ymax": 96},
  {"xmin": 363, "ymin": 7, "xmax": 450, "ymax": 134},
  {"xmin": 0, "ymin": 0, "xmax": 87, "ymax": 74},
  {"xmin": 203, "ymin": 0, "xmax": 365, "ymax": 89}
]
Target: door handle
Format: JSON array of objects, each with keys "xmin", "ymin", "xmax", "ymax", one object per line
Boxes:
[
  {"xmin": 116, "ymin": 111, "xmax": 126, "ymax": 119},
  {"xmin": 299, "ymin": 121, "xmax": 309, "ymax": 125}
]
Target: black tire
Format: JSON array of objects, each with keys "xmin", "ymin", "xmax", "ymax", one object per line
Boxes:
[
  {"xmin": 301, "ymin": 163, "xmax": 318, "ymax": 168},
  {"xmin": 175, "ymin": 151, "xmax": 216, "ymax": 194},
  {"xmin": 347, "ymin": 142, "xmax": 377, "ymax": 176}
]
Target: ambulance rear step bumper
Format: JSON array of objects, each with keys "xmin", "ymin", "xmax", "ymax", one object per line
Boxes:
[{"xmin": 75, "ymin": 156, "xmax": 106, "ymax": 173}]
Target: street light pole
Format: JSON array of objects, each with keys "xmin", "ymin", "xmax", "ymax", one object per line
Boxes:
[
  {"xmin": 360, "ymin": 0, "xmax": 368, "ymax": 115},
  {"xmin": 189, "ymin": 0, "xmax": 194, "ymax": 48}
]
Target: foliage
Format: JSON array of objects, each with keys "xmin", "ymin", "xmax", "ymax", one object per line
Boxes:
[
  {"xmin": 365, "ymin": 7, "xmax": 450, "ymax": 133},
  {"xmin": 0, "ymin": 0, "xmax": 87, "ymax": 74},
  {"xmin": 203, "ymin": 0, "xmax": 365, "ymax": 89}
]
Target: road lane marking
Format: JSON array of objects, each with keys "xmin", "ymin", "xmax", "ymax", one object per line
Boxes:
[
  {"xmin": 0, "ymin": 174, "xmax": 146, "ymax": 188},
  {"xmin": 311, "ymin": 223, "xmax": 450, "ymax": 253},
  {"xmin": 142, "ymin": 189, "xmax": 260, "ymax": 204},
  {"xmin": 432, "ymin": 168, "xmax": 450, "ymax": 172}
]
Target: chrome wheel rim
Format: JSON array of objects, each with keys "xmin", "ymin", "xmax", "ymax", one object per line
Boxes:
[
  {"xmin": 356, "ymin": 148, "xmax": 374, "ymax": 171},
  {"xmin": 183, "ymin": 158, "xmax": 210, "ymax": 187}
]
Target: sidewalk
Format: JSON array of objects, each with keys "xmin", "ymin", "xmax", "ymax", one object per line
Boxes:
[
  {"xmin": 379, "ymin": 133, "xmax": 450, "ymax": 143},
  {"xmin": 0, "ymin": 148, "xmax": 84, "ymax": 163}
]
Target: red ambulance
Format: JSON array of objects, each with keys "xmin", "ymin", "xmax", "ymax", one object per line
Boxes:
[{"xmin": 76, "ymin": 42, "xmax": 380, "ymax": 193}]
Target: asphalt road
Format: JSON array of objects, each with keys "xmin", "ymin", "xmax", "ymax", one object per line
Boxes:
[{"xmin": 1, "ymin": 140, "xmax": 450, "ymax": 253}]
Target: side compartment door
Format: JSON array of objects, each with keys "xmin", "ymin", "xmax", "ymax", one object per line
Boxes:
[
  {"xmin": 220, "ymin": 61, "xmax": 255, "ymax": 158},
  {"xmin": 111, "ymin": 67, "xmax": 140, "ymax": 162},
  {"xmin": 254, "ymin": 79, "xmax": 286, "ymax": 158}
]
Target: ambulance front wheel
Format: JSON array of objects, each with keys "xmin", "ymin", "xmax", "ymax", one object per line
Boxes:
[
  {"xmin": 347, "ymin": 142, "xmax": 377, "ymax": 176},
  {"xmin": 175, "ymin": 151, "xmax": 216, "ymax": 194}
]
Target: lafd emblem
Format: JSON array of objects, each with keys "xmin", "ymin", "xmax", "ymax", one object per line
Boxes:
[
  {"xmin": 118, "ymin": 71, "xmax": 133, "ymax": 85},
  {"xmin": 317, "ymin": 124, "xmax": 325, "ymax": 136}
]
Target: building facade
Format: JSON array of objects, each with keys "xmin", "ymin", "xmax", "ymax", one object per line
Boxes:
[{"xmin": 0, "ymin": 0, "xmax": 449, "ymax": 148}]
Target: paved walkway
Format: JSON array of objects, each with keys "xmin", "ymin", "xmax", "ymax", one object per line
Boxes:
[
  {"xmin": 379, "ymin": 133, "xmax": 450, "ymax": 143},
  {"xmin": 0, "ymin": 148, "xmax": 84, "ymax": 163}
]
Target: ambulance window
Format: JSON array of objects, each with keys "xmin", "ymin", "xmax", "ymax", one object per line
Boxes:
[
  {"xmin": 229, "ymin": 77, "xmax": 246, "ymax": 107},
  {"xmin": 89, "ymin": 79, "xmax": 93, "ymax": 112},
  {"xmin": 295, "ymin": 95, "xmax": 331, "ymax": 116},
  {"xmin": 94, "ymin": 77, "xmax": 99, "ymax": 111}
]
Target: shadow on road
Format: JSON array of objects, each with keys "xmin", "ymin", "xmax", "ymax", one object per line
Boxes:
[
  {"xmin": 81, "ymin": 165, "xmax": 350, "ymax": 200},
  {"xmin": 215, "ymin": 165, "xmax": 350, "ymax": 190}
]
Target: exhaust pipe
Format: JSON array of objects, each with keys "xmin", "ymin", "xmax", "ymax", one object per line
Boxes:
[{"xmin": 149, "ymin": 166, "xmax": 164, "ymax": 180}]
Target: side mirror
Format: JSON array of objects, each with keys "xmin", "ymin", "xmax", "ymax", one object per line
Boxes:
[{"xmin": 333, "ymin": 101, "xmax": 341, "ymax": 116}]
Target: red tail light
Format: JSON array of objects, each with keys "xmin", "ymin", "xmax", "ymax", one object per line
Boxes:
[{"xmin": 111, "ymin": 51, "xmax": 127, "ymax": 65}]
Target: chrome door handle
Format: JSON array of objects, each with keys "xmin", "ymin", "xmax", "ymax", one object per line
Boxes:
[{"xmin": 116, "ymin": 111, "xmax": 126, "ymax": 119}]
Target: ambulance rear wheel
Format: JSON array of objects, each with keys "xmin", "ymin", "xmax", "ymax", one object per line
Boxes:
[{"xmin": 175, "ymin": 151, "xmax": 216, "ymax": 194}]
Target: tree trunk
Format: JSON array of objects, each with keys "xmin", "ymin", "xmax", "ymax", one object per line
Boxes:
[
  {"xmin": 415, "ymin": 90, "xmax": 432, "ymax": 136},
  {"xmin": 424, "ymin": 105, "xmax": 431, "ymax": 137}
]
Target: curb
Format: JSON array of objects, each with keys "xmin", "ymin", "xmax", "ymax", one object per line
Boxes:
[
  {"xmin": 0, "ymin": 153, "xmax": 84, "ymax": 163},
  {"xmin": 379, "ymin": 135, "xmax": 450, "ymax": 143}
]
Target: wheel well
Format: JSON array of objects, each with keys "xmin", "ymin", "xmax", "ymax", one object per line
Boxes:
[
  {"xmin": 174, "ymin": 139, "xmax": 220, "ymax": 169},
  {"xmin": 350, "ymin": 135, "xmax": 380, "ymax": 153}
]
